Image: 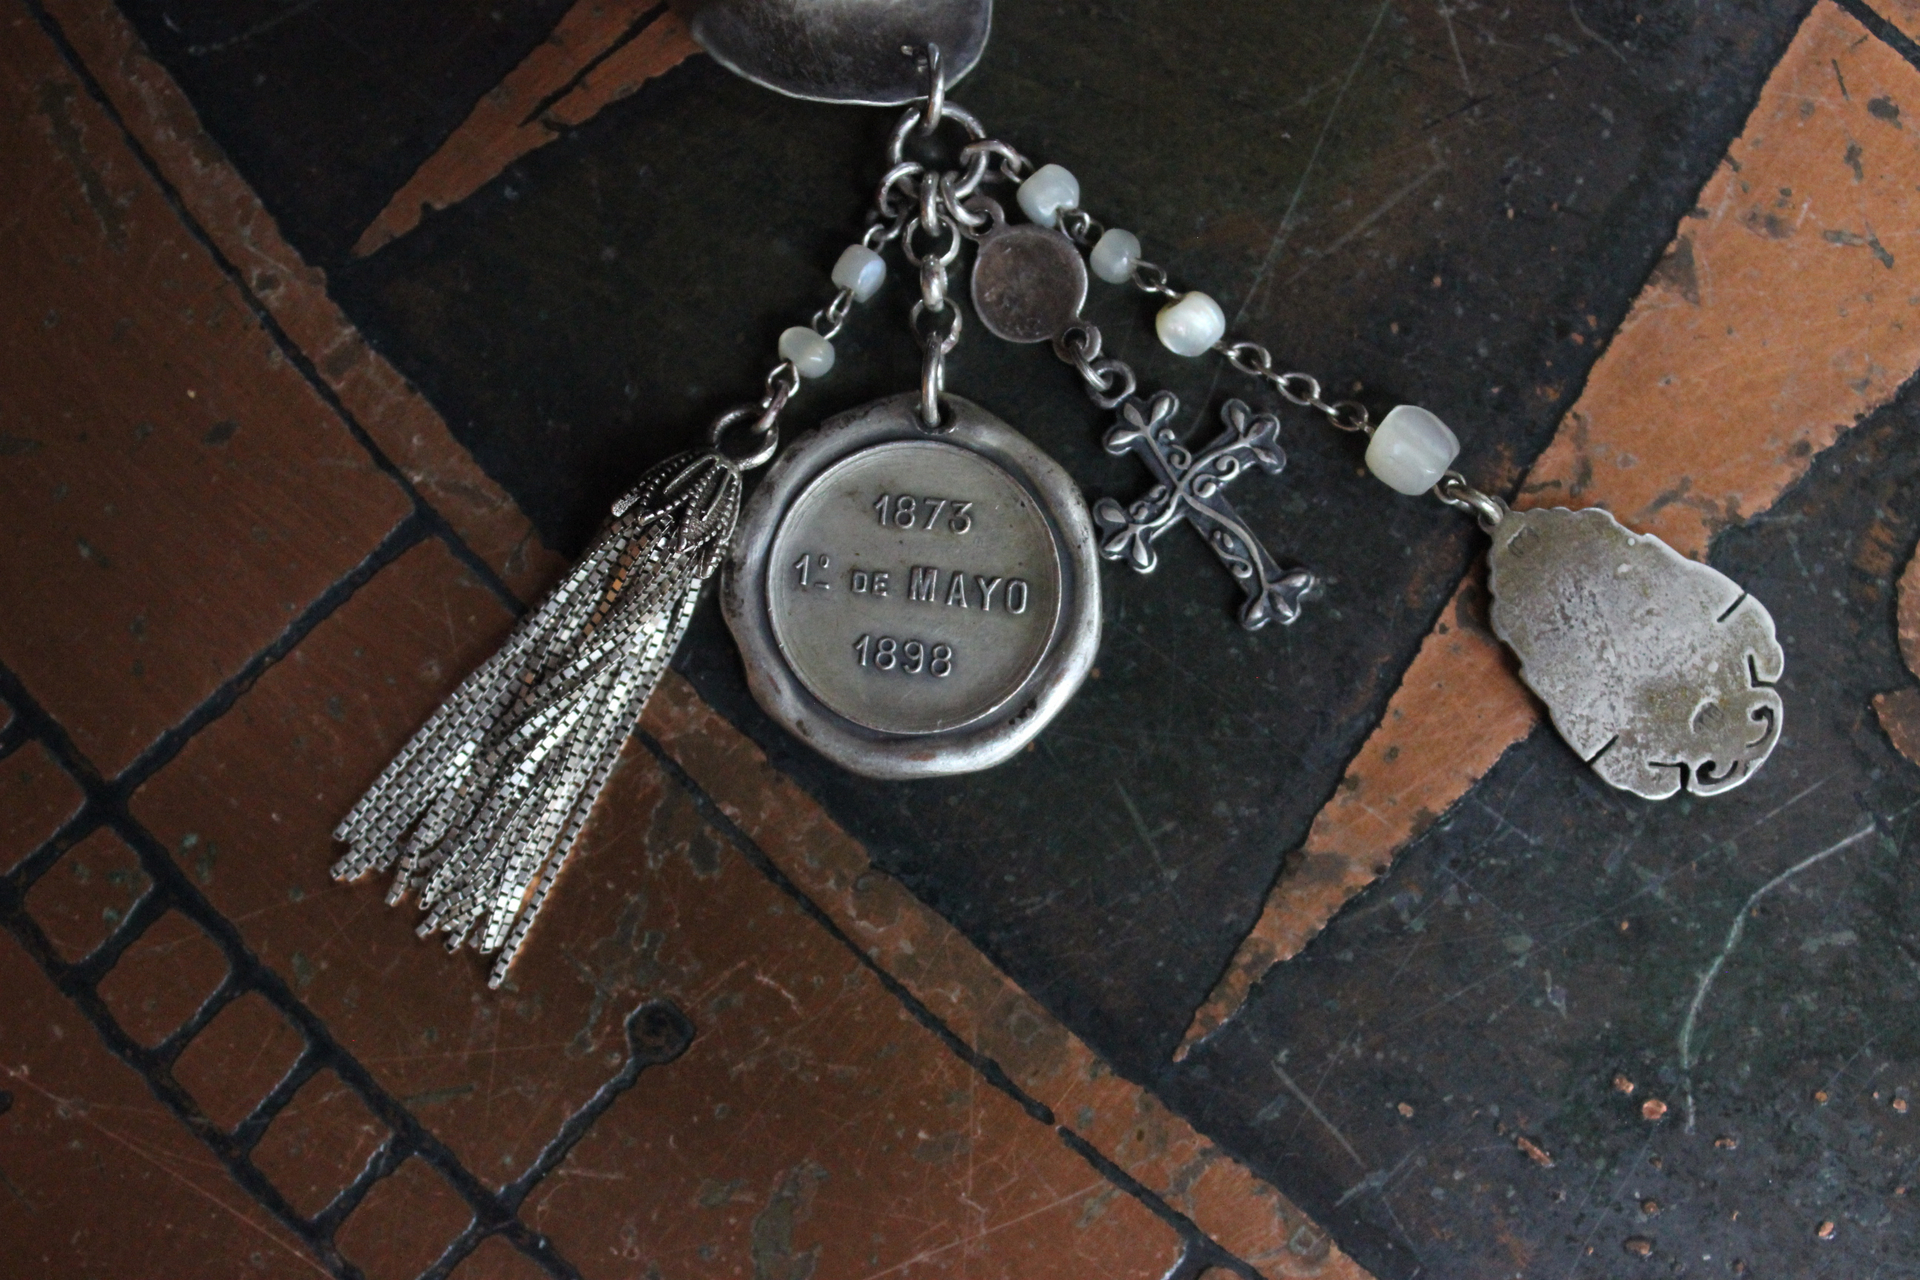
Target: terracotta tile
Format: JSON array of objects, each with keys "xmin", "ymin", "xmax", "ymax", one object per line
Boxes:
[
  {"xmin": 638, "ymin": 674, "xmax": 1369, "ymax": 1280},
  {"xmin": 43, "ymin": 0, "xmax": 566, "ymax": 603},
  {"xmin": 448, "ymin": 1234, "xmax": 549, "ymax": 1280},
  {"xmin": 1876, "ymin": 687, "xmax": 1920, "ymax": 764},
  {"xmin": 1177, "ymin": 578, "xmax": 1538, "ymax": 1052},
  {"xmin": 23, "ymin": 826, "xmax": 150, "ymax": 963},
  {"xmin": 129, "ymin": 539, "xmax": 617, "ymax": 1180},
  {"xmin": 135, "ymin": 524, "xmax": 1187, "ymax": 1276},
  {"xmin": 1184, "ymin": 0, "xmax": 1920, "ymax": 1052},
  {"xmin": 0, "ymin": 4, "xmax": 413, "ymax": 776},
  {"xmin": 1525, "ymin": 3, "xmax": 1920, "ymax": 557},
  {"xmin": 334, "ymin": 1156, "xmax": 472, "ymax": 1280},
  {"xmin": 515, "ymin": 744, "xmax": 1187, "ymax": 1280},
  {"xmin": 353, "ymin": 1, "xmax": 699, "ymax": 256},
  {"xmin": 250, "ymin": 1068, "xmax": 390, "ymax": 1221},
  {"xmin": 0, "ymin": 741, "xmax": 85, "ymax": 872},
  {"xmin": 1898, "ymin": 540, "xmax": 1920, "ymax": 675},
  {"xmin": 1877, "ymin": 543, "xmax": 1920, "ymax": 764},
  {"xmin": 173, "ymin": 991, "xmax": 307, "ymax": 1132},
  {"xmin": 94, "ymin": 909, "xmax": 228, "ymax": 1047},
  {"xmin": 0, "ymin": 934, "xmax": 314, "ymax": 1277}
]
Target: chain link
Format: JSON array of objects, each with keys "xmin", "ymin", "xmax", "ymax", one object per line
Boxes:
[
  {"xmin": 1215, "ymin": 338, "xmax": 1372, "ymax": 434},
  {"xmin": 811, "ymin": 288, "xmax": 855, "ymax": 340},
  {"xmin": 958, "ymin": 139, "xmax": 1031, "ymax": 186},
  {"xmin": 1053, "ymin": 323, "xmax": 1138, "ymax": 410},
  {"xmin": 916, "ymin": 43, "xmax": 946, "ymax": 135},
  {"xmin": 1436, "ymin": 471, "xmax": 1507, "ymax": 530},
  {"xmin": 1058, "ymin": 208, "xmax": 1104, "ymax": 248},
  {"xmin": 877, "ymin": 51, "xmax": 1032, "ymax": 430},
  {"xmin": 1128, "ymin": 261, "xmax": 1181, "ymax": 300},
  {"xmin": 706, "ymin": 49, "xmax": 1024, "ymax": 461}
]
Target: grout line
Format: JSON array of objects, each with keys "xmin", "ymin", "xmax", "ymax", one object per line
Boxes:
[
  {"xmin": 1836, "ymin": 0, "xmax": 1920, "ymax": 73},
  {"xmin": 230, "ymin": 1046, "xmax": 327, "ymax": 1157},
  {"xmin": 22, "ymin": 0, "xmax": 526, "ymax": 621},
  {"xmin": 518, "ymin": 1, "xmax": 671, "ymax": 127},
  {"xmin": 152, "ymin": 970, "xmax": 247, "ymax": 1068},
  {"xmin": 0, "ymin": 662, "xmax": 588, "ymax": 1280},
  {"xmin": 634, "ymin": 728, "xmax": 1269, "ymax": 1273},
  {"xmin": 3, "ymin": 797, "xmax": 107, "ymax": 893},
  {"xmin": 1055, "ymin": 1127, "xmax": 1260, "ymax": 1280},
  {"xmin": 109, "ymin": 516, "xmax": 431, "ymax": 799},
  {"xmin": 633, "ymin": 728, "xmax": 1056, "ymax": 1125},
  {"xmin": 64, "ymin": 878, "xmax": 171, "ymax": 987},
  {"xmin": 310, "ymin": 1132, "xmax": 417, "ymax": 1240},
  {"xmin": 497, "ymin": 1000, "xmax": 694, "ymax": 1209}
]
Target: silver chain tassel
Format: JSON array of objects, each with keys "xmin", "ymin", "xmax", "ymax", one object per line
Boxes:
[{"xmin": 331, "ymin": 450, "xmax": 742, "ymax": 988}]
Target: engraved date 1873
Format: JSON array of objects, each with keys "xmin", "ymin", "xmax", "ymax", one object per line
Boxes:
[{"xmin": 875, "ymin": 493, "xmax": 974, "ymax": 533}]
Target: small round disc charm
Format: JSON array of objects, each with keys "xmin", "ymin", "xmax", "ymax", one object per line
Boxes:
[
  {"xmin": 970, "ymin": 204, "xmax": 1088, "ymax": 344},
  {"xmin": 724, "ymin": 392, "xmax": 1100, "ymax": 777}
]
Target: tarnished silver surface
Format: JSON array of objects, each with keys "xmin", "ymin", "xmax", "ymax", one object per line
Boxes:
[
  {"xmin": 725, "ymin": 392, "xmax": 1100, "ymax": 778},
  {"xmin": 768, "ymin": 440, "xmax": 1062, "ymax": 734},
  {"xmin": 1487, "ymin": 505, "xmax": 1784, "ymax": 799},
  {"xmin": 1094, "ymin": 392, "xmax": 1316, "ymax": 631},
  {"xmin": 970, "ymin": 202, "xmax": 1087, "ymax": 344},
  {"xmin": 674, "ymin": 0, "xmax": 991, "ymax": 105}
]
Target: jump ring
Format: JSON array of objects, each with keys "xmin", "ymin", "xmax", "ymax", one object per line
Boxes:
[{"xmin": 708, "ymin": 405, "xmax": 780, "ymax": 470}]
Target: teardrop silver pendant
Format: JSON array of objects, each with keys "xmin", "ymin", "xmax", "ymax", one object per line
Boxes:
[{"xmin": 1485, "ymin": 505, "xmax": 1784, "ymax": 799}]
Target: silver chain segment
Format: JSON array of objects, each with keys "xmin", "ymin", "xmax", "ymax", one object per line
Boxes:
[
  {"xmin": 706, "ymin": 208, "xmax": 902, "ymax": 470},
  {"xmin": 706, "ymin": 46, "xmax": 1502, "ymax": 522},
  {"xmin": 881, "ymin": 50, "xmax": 1029, "ymax": 428},
  {"xmin": 1057, "ymin": 206, "xmax": 1517, "ymax": 520}
]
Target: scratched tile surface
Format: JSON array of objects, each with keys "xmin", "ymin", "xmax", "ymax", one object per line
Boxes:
[{"xmin": 5, "ymin": 0, "xmax": 1920, "ymax": 1277}]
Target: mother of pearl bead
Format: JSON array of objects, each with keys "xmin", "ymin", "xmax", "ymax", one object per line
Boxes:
[
  {"xmin": 830, "ymin": 244, "xmax": 886, "ymax": 302},
  {"xmin": 1365, "ymin": 405, "xmax": 1460, "ymax": 495},
  {"xmin": 1154, "ymin": 291, "xmax": 1226, "ymax": 357},
  {"xmin": 778, "ymin": 326, "xmax": 835, "ymax": 378},
  {"xmin": 1088, "ymin": 228, "xmax": 1141, "ymax": 284},
  {"xmin": 1016, "ymin": 164, "xmax": 1080, "ymax": 228}
]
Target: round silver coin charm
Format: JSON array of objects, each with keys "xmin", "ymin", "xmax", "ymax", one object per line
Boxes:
[
  {"xmin": 969, "ymin": 201, "xmax": 1088, "ymax": 344},
  {"xmin": 724, "ymin": 393, "xmax": 1100, "ymax": 778}
]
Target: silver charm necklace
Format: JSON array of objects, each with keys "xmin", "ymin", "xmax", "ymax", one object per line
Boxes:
[{"xmin": 333, "ymin": 8, "xmax": 1784, "ymax": 986}]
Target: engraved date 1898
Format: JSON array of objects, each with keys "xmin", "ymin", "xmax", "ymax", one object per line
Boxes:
[
  {"xmin": 875, "ymin": 494, "xmax": 973, "ymax": 534},
  {"xmin": 853, "ymin": 635, "xmax": 954, "ymax": 677}
]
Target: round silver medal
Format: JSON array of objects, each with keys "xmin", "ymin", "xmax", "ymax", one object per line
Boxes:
[{"xmin": 724, "ymin": 393, "xmax": 1100, "ymax": 778}]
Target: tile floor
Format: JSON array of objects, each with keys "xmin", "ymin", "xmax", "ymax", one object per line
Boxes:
[{"xmin": 6, "ymin": 0, "xmax": 1920, "ymax": 1277}]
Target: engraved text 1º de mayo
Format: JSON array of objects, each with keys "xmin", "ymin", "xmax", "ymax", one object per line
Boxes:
[{"xmin": 791, "ymin": 554, "xmax": 1030, "ymax": 613}]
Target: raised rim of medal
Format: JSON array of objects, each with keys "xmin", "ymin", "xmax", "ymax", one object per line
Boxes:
[{"xmin": 721, "ymin": 393, "xmax": 1102, "ymax": 779}]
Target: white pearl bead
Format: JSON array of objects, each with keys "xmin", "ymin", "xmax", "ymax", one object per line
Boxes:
[
  {"xmin": 1365, "ymin": 405, "xmax": 1460, "ymax": 495},
  {"xmin": 778, "ymin": 326, "xmax": 835, "ymax": 378},
  {"xmin": 831, "ymin": 244, "xmax": 886, "ymax": 302},
  {"xmin": 1155, "ymin": 291, "xmax": 1226, "ymax": 357},
  {"xmin": 1089, "ymin": 228, "xmax": 1140, "ymax": 284},
  {"xmin": 1017, "ymin": 163, "xmax": 1080, "ymax": 228}
]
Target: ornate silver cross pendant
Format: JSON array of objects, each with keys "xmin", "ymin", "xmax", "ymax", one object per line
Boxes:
[{"xmin": 1093, "ymin": 392, "xmax": 1316, "ymax": 630}]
